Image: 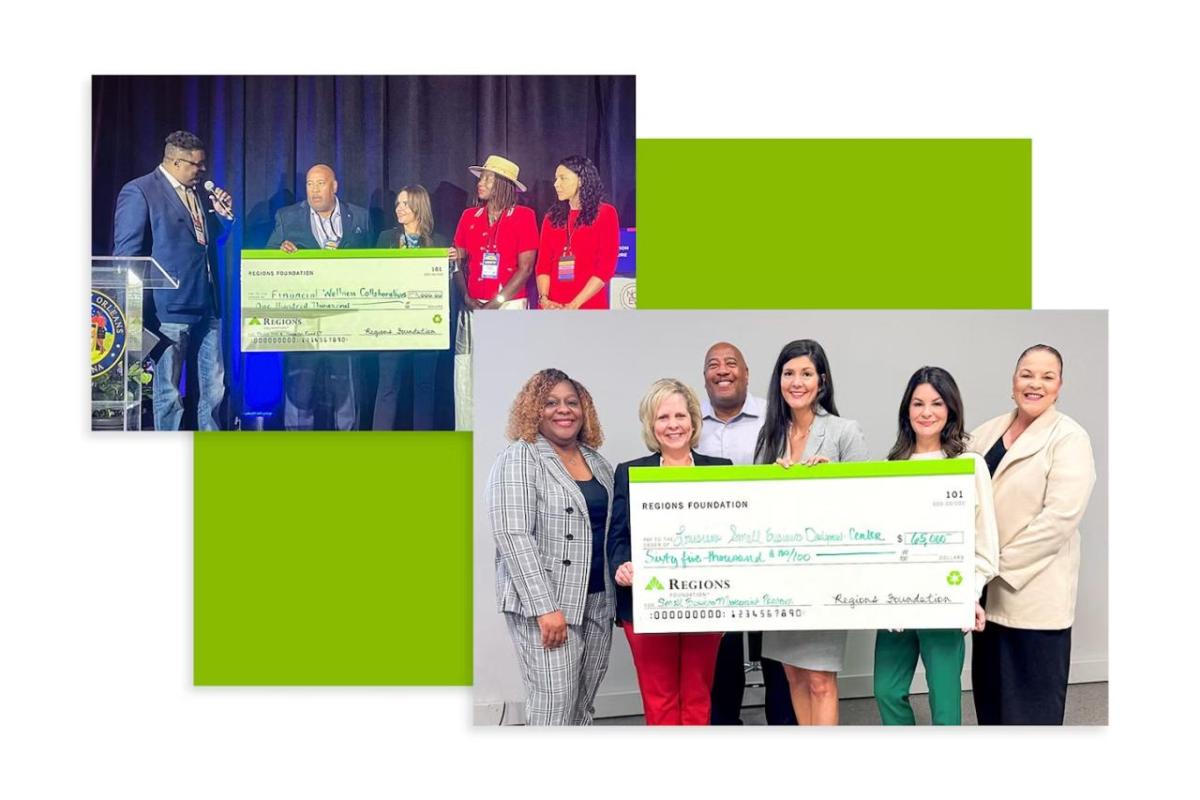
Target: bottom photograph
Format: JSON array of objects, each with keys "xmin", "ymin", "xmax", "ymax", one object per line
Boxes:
[{"xmin": 471, "ymin": 310, "xmax": 1108, "ymax": 726}]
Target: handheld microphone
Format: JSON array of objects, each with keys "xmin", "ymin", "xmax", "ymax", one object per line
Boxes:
[{"xmin": 203, "ymin": 181, "xmax": 234, "ymax": 219}]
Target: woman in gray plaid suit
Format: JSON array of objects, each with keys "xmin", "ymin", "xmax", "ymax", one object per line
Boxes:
[{"xmin": 487, "ymin": 368, "xmax": 616, "ymax": 725}]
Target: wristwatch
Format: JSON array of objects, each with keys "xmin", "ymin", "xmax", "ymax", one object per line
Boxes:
[{"xmin": 495, "ymin": 293, "xmax": 506, "ymax": 304}]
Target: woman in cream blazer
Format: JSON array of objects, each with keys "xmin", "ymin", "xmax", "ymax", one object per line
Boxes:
[{"xmin": 968, "ymin": 345, "xmax": 1096, "ymax": 725}]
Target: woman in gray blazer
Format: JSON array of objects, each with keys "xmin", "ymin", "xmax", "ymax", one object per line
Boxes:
[
  {"xmin": 486, "ymin": 368, "xmax": 616, "ymax": 725},
  {"xmin": 754, "ymin": 339, "xmax": 868, "ymax": 725}
]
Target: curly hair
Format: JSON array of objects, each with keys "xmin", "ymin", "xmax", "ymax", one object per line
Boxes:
[
  {"xmin": 547, "ymin": 155, "xmax": 604, "ymax": 228},
  {"xmin": 506, "ymin": 368, "xmax": 604, "ymax": 448},
  {"xmin": 164, "ymin": 130, "xmax": 205, "ymax": 157}
]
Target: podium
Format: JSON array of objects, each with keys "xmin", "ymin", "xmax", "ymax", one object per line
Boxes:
[{"xmin": 91, "ymin": 256, "xmax": 178, "ymax": 431}]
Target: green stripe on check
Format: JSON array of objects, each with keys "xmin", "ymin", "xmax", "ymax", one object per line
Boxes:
[
  {"xmin": 628, "ymin": 459, "xmax": 973, "ymax": 483},
  {"xmin": 241, "ymin": 248, "xmax": 448, "ymax": 259}
]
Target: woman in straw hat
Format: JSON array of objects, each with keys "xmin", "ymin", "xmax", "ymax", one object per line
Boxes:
[
  {"xmin": 450, "ymin": 155, "xmax": 539, "ymax": 312},
  {"xmin": 449, "ymin": 155, "xmax": 539, "ymax": 430}
]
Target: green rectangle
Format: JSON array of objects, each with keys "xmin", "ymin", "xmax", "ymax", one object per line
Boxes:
[
  {"xmin": 194, "ymin": 138, "xmax": 1031, "ymax": 685},
  {"xmin": 638, "ymin": 139, "xmax": 1031, "ymax": 309},
  {"xmin": 629, "ymin": 459, "xmax": 973, "ymax": 484},
  {"xmin": 194, "ymin": 432, "xmax": 472, "ymax": 685},
  {"xmin": 241, "ymin": 248, "xmax": 448, "ymax": 259}
]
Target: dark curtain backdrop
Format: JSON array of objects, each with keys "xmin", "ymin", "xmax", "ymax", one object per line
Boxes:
[{"xmin": 92, "ymin": 75, "xmax": 636, "ymax": 427}]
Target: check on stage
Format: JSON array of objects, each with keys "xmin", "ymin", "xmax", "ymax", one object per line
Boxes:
[
  {"xmin": 240, "ymin": 248, "xmax": 451, "ymax": 352},
  {"xmin": 628, "ymin": 460, "xmax": 977, "ymax": 633}
]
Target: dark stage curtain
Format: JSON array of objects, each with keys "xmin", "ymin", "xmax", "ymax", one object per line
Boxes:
[{"xmin": 92, "ymin": 75, "xmax": 636, "ymax": 429}]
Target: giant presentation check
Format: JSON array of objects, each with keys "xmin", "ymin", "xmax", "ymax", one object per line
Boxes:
[
  {"xmin": 628, "ymin": 460, "xmax": 976, "ymax": 633},
  {"xmin": 240, "ymin": 249, "xmax": 451, "ymax": 352}
]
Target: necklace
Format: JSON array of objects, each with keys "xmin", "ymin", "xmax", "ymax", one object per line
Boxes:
[
  {"xmin": 788, "ymin": 419, "xmax": 814, "ymax": 458},
  {"xmin": 555, "ymin": 445, "xmax": 584, "ymax": 469}
]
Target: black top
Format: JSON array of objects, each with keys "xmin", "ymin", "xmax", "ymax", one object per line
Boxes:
[
  {"xmin": 984, "ymin": 437, "xmax": 1007, "ymax": 477},
  {"xmin": 607, "ymin": 451, "xmax": 735, "ymax": 624},
  {"xmin": 575, "ymin": 476, "xmax": 610, "ymax": 595},
  {"xmin": 374, "ymin": 228, "xmax": 450, "ymax": 249}
]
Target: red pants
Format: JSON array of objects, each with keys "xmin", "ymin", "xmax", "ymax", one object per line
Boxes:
[{"xmin": 622, "ymin": 622, "xmax": 722, "ymax": 725}]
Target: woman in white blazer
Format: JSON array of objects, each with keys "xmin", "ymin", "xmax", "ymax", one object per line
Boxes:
[
  {"xmin": 486, "ymin": 368, "xmax": 616, "ymax": 725},
  {"xmin": 873, "ymin": 366, "xmax": 999, "ymax": 725},
  {"xmin": 968, "ymin": 345, "xmax": 1096, "ymax": 725}
]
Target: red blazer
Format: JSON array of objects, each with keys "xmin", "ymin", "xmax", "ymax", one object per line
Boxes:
[{"xmin": 534, "ymin": 202, "xmax": 619, "ymax": 309}]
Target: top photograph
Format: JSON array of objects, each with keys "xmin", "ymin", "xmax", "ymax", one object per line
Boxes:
[{"xmin": 90, "ymin": 75, "xmax": 636, "ymax": 432}]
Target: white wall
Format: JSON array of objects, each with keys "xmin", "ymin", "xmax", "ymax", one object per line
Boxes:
[{"xmin": 472, "ymin": 310, "xmax": 1108, "ymax": 722}]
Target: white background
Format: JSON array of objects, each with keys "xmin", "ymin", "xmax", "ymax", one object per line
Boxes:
[{"xmin": 2, "ymin": 0, "xmax": 1196, "ymax": 796}]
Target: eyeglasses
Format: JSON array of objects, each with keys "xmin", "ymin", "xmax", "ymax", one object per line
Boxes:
[{"xmin": 175, "ymin": 157, "xmax": 207, "ymax": 170}]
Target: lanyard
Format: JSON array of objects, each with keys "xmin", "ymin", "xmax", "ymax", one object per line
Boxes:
[
  {"xmin": 483, "ymin": 206, "xmax": 508, "ymax": 251},
  {"xmin": 318, "ymin": 212, "xmax": 341, "ymax": 244}
]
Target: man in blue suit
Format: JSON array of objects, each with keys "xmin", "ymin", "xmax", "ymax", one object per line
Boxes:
[
  {"xmin": 113, "ymin": 130, "xmax": 234, "ymax": 431},
  {"xmin": 267, "ymin": 164, "xmax": 372, "ymax": 430}
]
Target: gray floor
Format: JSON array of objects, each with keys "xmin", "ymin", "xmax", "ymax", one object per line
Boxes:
[{"xmin": 595, "ymin": 681, "xmax": 1108, "ymax": 725}]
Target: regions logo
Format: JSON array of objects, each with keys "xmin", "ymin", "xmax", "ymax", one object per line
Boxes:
[
  {"xmin": 669, "ymin": 578, "xmax": 731, "ymax": 590},
  {"xmin": 248, "ymin": 317, "xmax": 301, "ymax": 327},
  {"xmin": 946, "ymin": 570, "xmax": 963, "ymax": 587},
  {"xmin": 90, "ymin": 291, "xmax": 127, "ymax": 379},
  {"xmin": 433, "ymin": 314, "xmax": 443, "ymax": 324},
  {"xmin": 644, "ymin": 576, "xmax": 665, "ymax": 591}
]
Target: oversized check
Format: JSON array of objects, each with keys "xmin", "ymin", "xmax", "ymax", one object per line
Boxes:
[
  {"xmin": 629, "ymin": 460, "xmax": 976, "ymax": 632},
  {"xmin": 240, "ymin": 248, "xmax": 451, "ymax": 352}
]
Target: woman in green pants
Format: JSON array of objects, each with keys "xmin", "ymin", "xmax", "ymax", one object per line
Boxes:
[{"xmin": 873, "ymin": 366, "xmax": 999, "ymax": 725}]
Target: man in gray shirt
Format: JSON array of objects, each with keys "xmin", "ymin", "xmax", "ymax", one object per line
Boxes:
[{"xmin": 697, "ymin": 341, "xmax": 796, "ymax": 725}]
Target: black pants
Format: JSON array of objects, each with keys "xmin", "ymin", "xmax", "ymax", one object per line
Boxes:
[
  {"xmin": 972, "ymin": 618, "xmax": 1072, "ymax": 725},
  {"xmin": 373, "ymin": 351, "xmax": 440, "ymax": 430},
  {"xmin": 710, "ymin": 632, "xmax": 797, "ymax": 725}
]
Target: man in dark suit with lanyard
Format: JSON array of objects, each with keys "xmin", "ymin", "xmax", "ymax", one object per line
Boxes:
[
  {"xmin": 113, "ymin": 130, "xmax": 234, "ymax": 431},
  {"xmin": 267, "ymin": 163, "xmax": 373, "ymax": 430}
]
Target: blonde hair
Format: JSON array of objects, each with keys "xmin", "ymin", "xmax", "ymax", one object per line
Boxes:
[
  {"xmin": 505, "ymin": 368, "xmax": 604, "ymax": 448},
  {"xmin": 638, "ymin": 378, "xmax": 702, "ymax": 453}
]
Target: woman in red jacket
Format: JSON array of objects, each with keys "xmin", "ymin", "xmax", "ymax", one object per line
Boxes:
[{"xmin": 535, "ymin": 155, "xmax": 620, "ymax": 310}]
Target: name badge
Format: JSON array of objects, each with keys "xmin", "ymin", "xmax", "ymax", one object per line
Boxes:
[
  {"xmin": 481, "ymin": 250, "xmax": 500, "ymax": 279},
  {"xmin": 557, "ymin": 249, "xmax": 576, "ymax": 282}
]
